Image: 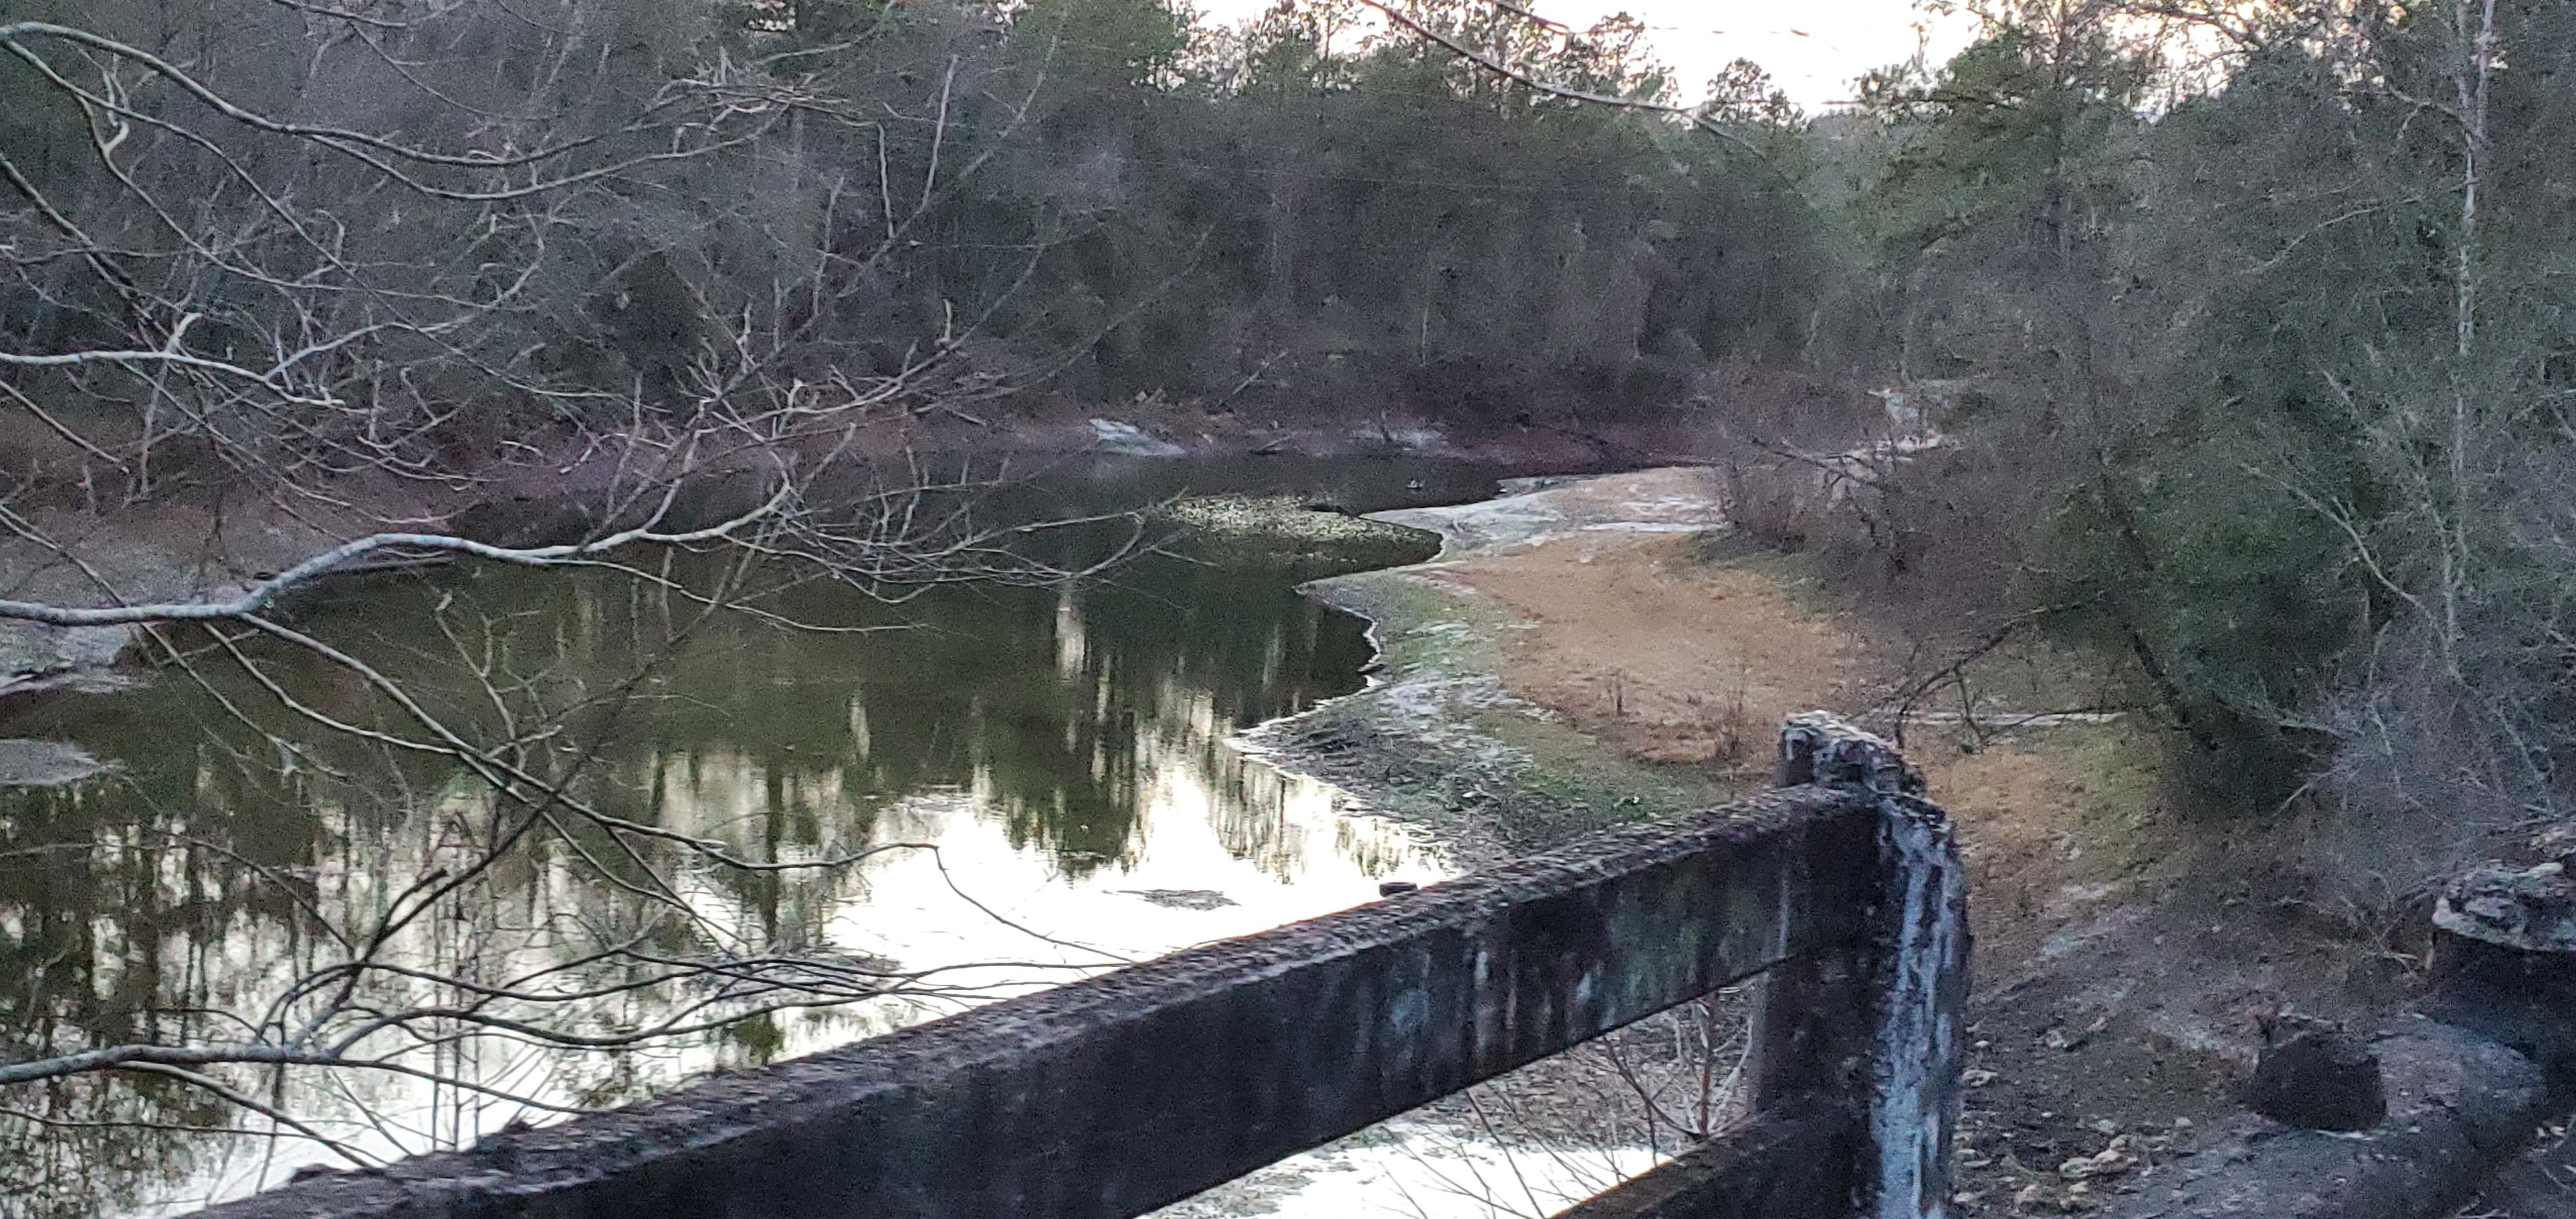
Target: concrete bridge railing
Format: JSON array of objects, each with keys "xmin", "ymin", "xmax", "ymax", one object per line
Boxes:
[{"xmin": 195, "ymin": 714, "xmax": 1966, "ymax": 1219}]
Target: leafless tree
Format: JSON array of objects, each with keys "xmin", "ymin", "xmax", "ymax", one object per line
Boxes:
[{"xmin": 0, "ymin": 3, "xmax": 1142, "ymax": 1202}]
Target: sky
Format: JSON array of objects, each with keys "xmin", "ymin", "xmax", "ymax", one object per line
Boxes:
[{"xmin": 1192, "ymin": 0, "xmax": 1983, "ymax": 112}]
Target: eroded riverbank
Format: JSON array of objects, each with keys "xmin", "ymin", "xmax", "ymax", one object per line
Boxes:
[{"xmin": 1251, "ymin": 469, "xmax": 1763, "ymax": 868}]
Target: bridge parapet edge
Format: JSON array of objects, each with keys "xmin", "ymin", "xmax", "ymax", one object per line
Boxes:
[{"xmin": 192, "ymin": 785, "xmax": 1889, "ymax": 1219}]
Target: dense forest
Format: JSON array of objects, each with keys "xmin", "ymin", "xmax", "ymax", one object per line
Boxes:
[
  {"xmin": 4, "ymin": 0, "xmax": 2573, "ymax": 967},
  {"xmin": 0, "ymin": 0, "xmax": 1837, "ymax": 482}
]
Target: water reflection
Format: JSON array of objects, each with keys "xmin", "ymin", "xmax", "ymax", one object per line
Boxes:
[{"xmin": 0, "ymin": 458, "xmax": 1508, "ymax": 1217}]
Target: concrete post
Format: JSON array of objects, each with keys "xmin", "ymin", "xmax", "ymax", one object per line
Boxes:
[{"xmin": 1756, "ymin": 712, "xmax": 1965, "ymax": 1219}]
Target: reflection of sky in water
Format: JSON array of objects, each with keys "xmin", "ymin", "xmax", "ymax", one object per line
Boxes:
[
  {"xmin": 637, "ymin": 587, "xmax": 1449, "ymax": 1025},
  {"xmin": 660, "ymin": 732, "xmax": 1448, "ymax": 1034}
]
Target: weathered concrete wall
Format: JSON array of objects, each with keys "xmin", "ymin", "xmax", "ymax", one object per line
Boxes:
[
  {"xmin": 1600, "ymin": 710, "xmax": 1966, "ymax": 1219},
  {"xmin": 193, "ymin": 787, "xmax": 1882, "ymax": 1219}
]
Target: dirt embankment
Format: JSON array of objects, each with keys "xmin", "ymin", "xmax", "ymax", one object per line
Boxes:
[{"xmin": 1262, "ymin": 466, "xmax": 2462, "ymax": 1217}]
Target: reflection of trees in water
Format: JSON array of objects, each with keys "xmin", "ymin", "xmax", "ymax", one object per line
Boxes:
[
  {"xmin": 0, "ymin": 535, "xmax": 1384, "ymax": 1215},
  {"xmin": 0, "ymin": 737, "xmax": 912, "ymax": 1215},
  {"xmin": 14, "ymin": 811, "xmax": 960, "ymax": 1208}
]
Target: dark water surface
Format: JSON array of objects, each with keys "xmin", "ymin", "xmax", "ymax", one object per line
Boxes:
[{"xmin": 0, "ymin": 456, "xmax": 1530, "ymax": 1216}]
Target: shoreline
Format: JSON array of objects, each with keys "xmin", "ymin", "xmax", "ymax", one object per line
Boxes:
[{"xmin": 1243, "ymin": 466, "xmax": 1751, "ymax": 871}]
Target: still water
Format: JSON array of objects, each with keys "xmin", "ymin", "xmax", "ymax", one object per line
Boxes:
[{"xmin": 0, "ymin": 457, "xmax": 1607, "ymax": 1217}]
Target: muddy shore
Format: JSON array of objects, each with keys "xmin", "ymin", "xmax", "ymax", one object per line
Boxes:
[{"xmin": 1246, "ymin": 468, "xmax": 1761, "ymax": 869}]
